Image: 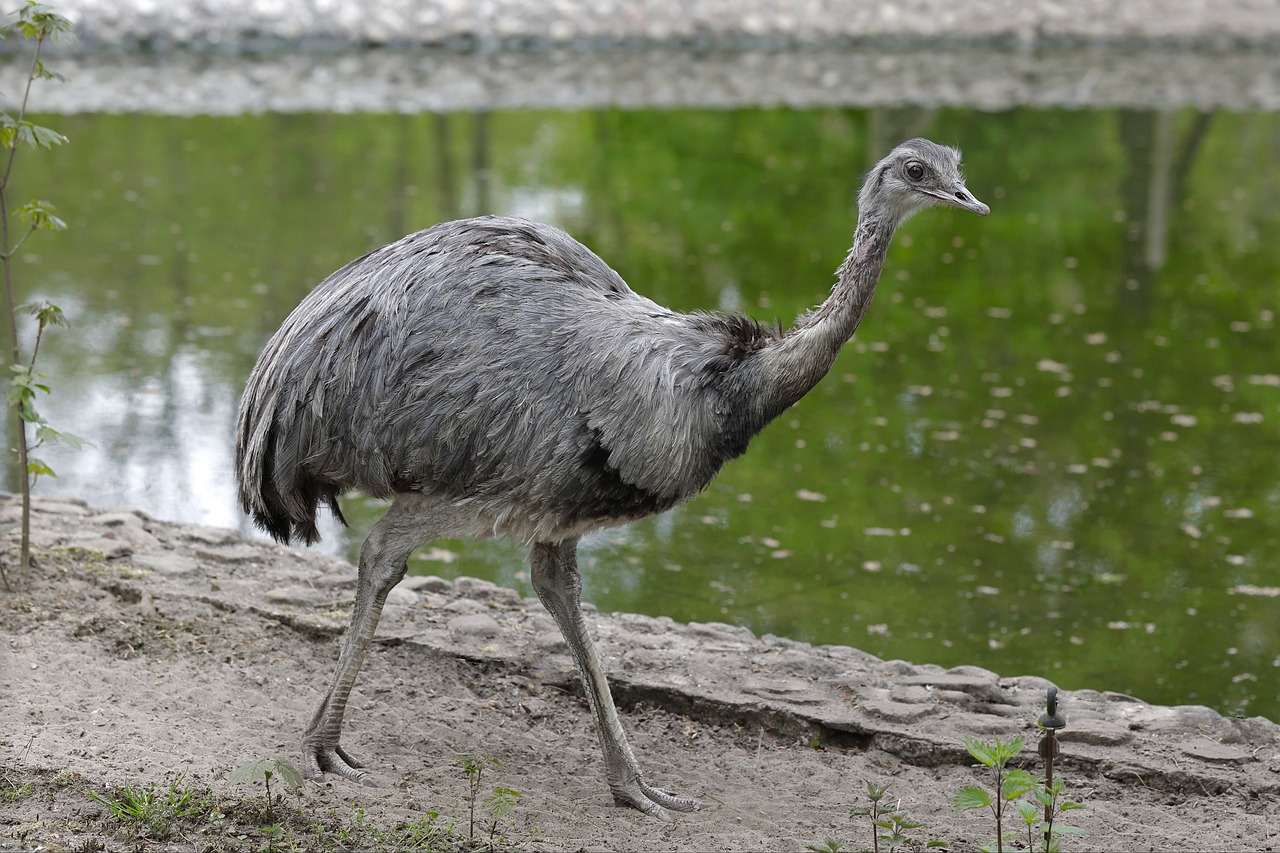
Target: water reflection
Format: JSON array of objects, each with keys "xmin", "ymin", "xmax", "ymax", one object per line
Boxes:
[{"xmin": 6, "ymin": 104, "xmax": 1278, "ymax": 721}]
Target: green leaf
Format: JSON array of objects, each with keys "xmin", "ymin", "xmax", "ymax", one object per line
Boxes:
[
  {"xmin": 56, "ymin": 430, "xmax": 86, "ymax": 450},
  {"xmin": 954, "ymin": 785, "xmax": 990, "ymax": 812},
  {"xmin": 483, "ymin": 786, "xmax": 521, "ymax": 820},
  {"xmin": 1033, "ymin": 787, "xmax": 1056, "ymax": 807},
  {"xmin": 1049, "ymin": 823, "xmax": 1088, "ymax": 836},
  {"xmin": 963, "ymin": 737, "xmax": 998, "ymax": 767},
  {"xmin": 31, "ymin": 57, "xmax": 67, "ymax": 82},
  {"xmin": 271, "ymin": 759, "xmax": 304, "ymax": 792},
  {"xmin": 805, "ymin": 841, "xmax": 844, "ymax": 853},
  {"xmin": 11, "ymin": 120, "xmax": 66, "ymax": 150},
  {"xmin": 925, "ymin": 841, "xmax": 950, "ymax": 848},
  {"xmin": 1014, "ymin": 800, "xmax": 1040, "ymax": 824},
  {"xmin": 227, "ymin": 759, "xmax": 274, "ymax": 786},
  {"xmin": 993, "ymin": 735, "xmax": 1027, "ymax": 764},
  {"xmin": 1002, "ymin": 768, "xmax": 1037, "ymax": 800},
  {"xmin": 16, "ymin": 201, "xmax": 67, "ymax": 232},
  {"xmin": 866, "ymin": 781, "xmax": 888, "ymax": 801},
  {"xmin": 13, "ymin": 2, "xmax": 76, "ymax": 44},
  {"xmin": 19, "ymin": 299, "xmax": 68, "ymax": 326},
  {"xmin": 26, "ymin": 457, "xmax": 54, "ymax": 477}
]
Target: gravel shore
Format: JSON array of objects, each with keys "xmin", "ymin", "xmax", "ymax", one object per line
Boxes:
[{"xmin": 33, "ymin": 0, "xmax": 1280, "ymax": 51}]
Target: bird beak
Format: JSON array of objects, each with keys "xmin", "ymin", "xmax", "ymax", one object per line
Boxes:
[{"xmin": 936, "ymin": 181, "xmax": 990, "ymax": 217}]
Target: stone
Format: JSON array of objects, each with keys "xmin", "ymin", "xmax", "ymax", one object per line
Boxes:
[
  {"xmin": 447, "ymin": 613, "xmax": 501, "ymax": 638},
  {"xmin": 897, "ymin": 673, "xmax": 1005, "ymax": 704},
  {"xmin": 132, "ymin": 552, "xmax": 200, "ymax": 576},
  {"xmin": 859, "ymin": 699, "xmax": 933, "ymax": 724},
  {"xmin": 1057, "ymin": 719, "xmax": 1134, "ymax": 746},
  {"xmin": 889, "ymin": 684, "xmax": 932, "ymax": 704},
  {"xmin": 1180, "ymin": 737, "xmax": 1251, "ymax": 764},
  {"xmin": 403, "ymin": 575, "xmax": 452, "ymax": 593}
]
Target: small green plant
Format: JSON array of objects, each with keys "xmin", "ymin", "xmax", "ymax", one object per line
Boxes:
[
  {"xmin": 2, "ymin": 779, "xmax": 32, "ymax": 802},
  {"xmin": 809, "ymin": 781, "xmax": 945, "ymax": 853},
  {"xmin": 482, "ymin": 785, "xmax": 522, "ymax": 846},
  {"xmin": 954, "ymin": 736, "xmax": 1035, "ymax": 853},
  {"xmin": 227, "ymin": 757, "xmax": 304, "ymax": 824},
  {"xmin": 457, "ymin": 754, "xmax": 522, "ymax": 848},
  {"xmin": 1, "ymin": 0, "xmax": 81, "ymax": 591},
  {"xmin": 87, "ymin": 778, "xmax": 211, "ymax": 840},
  {"xmin": 1014, "ymin": 776, "xmax": 1087, "ymax": 852},
  {"xmin": 857, "ymin": 782, "xmax": 946, "ymax": 852},
  {"xmin": 955, "ymin": 735, "xmax": 1088, "ymax": 853}
]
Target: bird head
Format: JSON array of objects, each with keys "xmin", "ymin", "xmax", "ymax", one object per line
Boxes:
[{"xmin": 858, "ymin": 138, "xmax": 989, "ymax": 225}]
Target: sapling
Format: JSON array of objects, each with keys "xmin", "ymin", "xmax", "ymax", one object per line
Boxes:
[
  {"xmin": 458, "ymin": 754, "xmax": 523, "ymax": 849},
  {"xmin": 227, "ymin": 757, "xmax": 304, "ymax": 823},
  {"xmin": 1016, "ymin": 777, "xmax": 1087, "ymax": 852},
  {"xmin": 0, "ymin": 1, "xmax": 81, "ymax": 590},
  {"xmin": 954, "ymin": 736, "xmax": 1035, "ymax": 853}
]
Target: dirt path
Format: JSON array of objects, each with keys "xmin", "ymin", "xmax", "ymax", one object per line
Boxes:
[{"xmin": 3, "ymin": 494, "xmax": 1278, "ymax": 851}]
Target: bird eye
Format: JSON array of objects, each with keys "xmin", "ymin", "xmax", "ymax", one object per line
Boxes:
[{"xmin": 905, "ymin": 161, "xmax": 926, "ymax": 181}]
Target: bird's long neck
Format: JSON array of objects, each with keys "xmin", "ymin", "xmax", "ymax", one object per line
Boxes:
[{"xmin": 730, "ymin": 212, "xmax": 898, "ymax": 430}]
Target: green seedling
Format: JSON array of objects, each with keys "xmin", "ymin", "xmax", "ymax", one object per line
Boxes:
[
  {"xmin": 954, "ymin": 736, "xmax": 1035, "ymax": 853},
  {"xmin": 457, "ymin": 754, "xmax": 522, "ymax": 849},
  {"xmin": 809, "ymin": 781, "xmax": 946, "ymax": 853},
  {"xmin": 852, "ymin": 782, "xmax": 938, "ymax": 852},
  {"xmin": 227, "ymin": 757, "xmax": 304, "ymax": 823},
  {"xmin": 1015, "ymin": 777, "xmax": 1088, "ymax": 852},
  {"xmin": 956, "ymin": 732, "xmax": 1088, "ymax": 853}
]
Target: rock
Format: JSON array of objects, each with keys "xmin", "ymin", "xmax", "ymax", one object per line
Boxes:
[
  {"xmin": 131, "ymin": 552, "xmax": 200, "ymax": 576},
  {"xmin": 385, "ymin": 586, "xmax": 418, "ymax": 608},
  {"xmin": 889, "ymin": 684, "xmax": 932, "ymax": 704},
  {"xmin": 1180, "ymin": 737, "xmax": 1251, "ymax": 764},
  {"xmin": 860, "ymin": 699, "xmax": 934, "ymax": 724},
  {"xmin": 1057, "ymin": 719, "xmax": 1134, "ymax": 746},
  {"xmin": 403, "ymin": 574, "xmax": 452, "ymax": 593},
  {"xmin": 447, "ymin": 613, "xmax": 501, "ymax": 638},
  {"xmin": 897, "ymin": 671, "xmax": 1006, "ymax": 704},
  {"xmin": 265, "ymin": 584, "xmax": 331, "ymax": 606},
  {"xmin": 742, "ymin": 675, "xmax": 826, "ymax": 705},
  {"xmin": 453, "ymin": 576, "xmax": 522, "ymax": 605}
]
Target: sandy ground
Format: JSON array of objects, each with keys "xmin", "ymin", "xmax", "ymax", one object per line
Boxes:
[{"xmin": 3, "ymin": 495, "xmax": 1279, "ymax": 852}]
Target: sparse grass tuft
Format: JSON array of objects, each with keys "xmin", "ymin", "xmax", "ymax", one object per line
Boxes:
[{"xmin": 87, "ymin": 777, "xmax": 213, "ymax": 840}]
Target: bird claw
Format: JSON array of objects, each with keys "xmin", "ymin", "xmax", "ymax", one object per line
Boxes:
[
  {"xmin": 303, "ymin": 742, "xmax": 376, "ymax": 787},
  {"xmin": 612, "ymin": 779, "xmax": 702, "ymax": 821}
]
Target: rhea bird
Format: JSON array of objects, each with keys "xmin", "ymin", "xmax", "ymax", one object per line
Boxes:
[{"xmin": 235, "ymin": 137, "xmax": 988, "ymax": 819}]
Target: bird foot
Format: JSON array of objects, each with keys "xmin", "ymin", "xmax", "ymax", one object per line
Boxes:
[
  {"xmin": 303, "ymin": 741, "xmax": 376, "ymax": 787},
  {"xmin": 612, "ymin": 779, "xmax": 702, "ymax": 821}
]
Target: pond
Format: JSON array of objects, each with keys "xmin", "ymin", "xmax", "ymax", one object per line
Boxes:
[{"xmin": 6, "ymin": 49, "xmax": 1279, "ymax": 721}]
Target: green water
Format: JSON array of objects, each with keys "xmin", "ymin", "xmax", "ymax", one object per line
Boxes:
[{"xmin": 7, "ymin": 107, "xmax": 1279, "ymax": 720}]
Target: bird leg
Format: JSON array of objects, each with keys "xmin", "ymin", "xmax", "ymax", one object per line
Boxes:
[
  {"xmin": 301, "ymin": 498, "xmax": 423, "ymax": 786},
  {"xmin": 529, "ymin": 540, "xmax": 702, "ymax": 820}
]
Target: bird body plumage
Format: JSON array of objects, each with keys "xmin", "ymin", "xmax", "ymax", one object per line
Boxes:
[
  {"xmin": 238, "ymin": 215, "xmax": 780, "ymax": 546},
  {"xmin": 234, "ymin": 138, "xmax": 989, "ymax": 819}
]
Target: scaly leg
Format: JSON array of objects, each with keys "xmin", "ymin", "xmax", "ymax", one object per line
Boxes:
[
  {"xmin": 529, "ymin": 539, "xmax": 702, "ymax": 820},
  {"xmin": 301, "ymin": 496, "xmax": 436, "ymax": 784}
]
